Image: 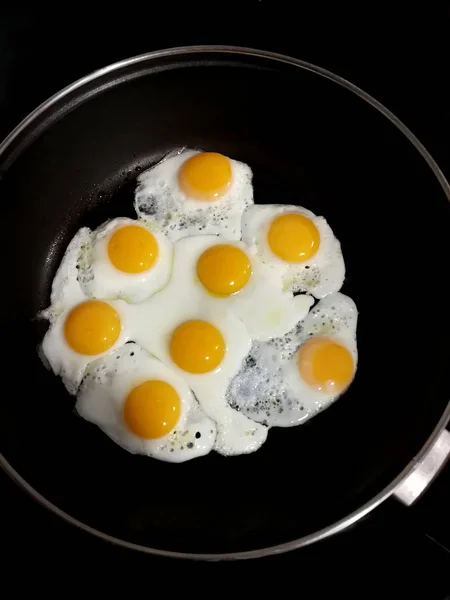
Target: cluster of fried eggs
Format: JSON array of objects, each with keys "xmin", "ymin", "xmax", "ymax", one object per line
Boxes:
[{"xmin": 40, "ymin": 149, "xmax": 357, "ymax": 462}]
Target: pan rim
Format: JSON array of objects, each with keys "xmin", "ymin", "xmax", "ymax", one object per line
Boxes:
[{"xmin": 1, "ymin": 44, "xmax": 449, "ymax": 560}]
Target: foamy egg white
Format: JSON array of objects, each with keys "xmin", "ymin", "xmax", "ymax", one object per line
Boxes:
[
  {"xmin": 76, "ymin": 344, "xmax": 216, "ymax": 463},
  {"xmin": 134, "ymin": 149, "xmax": 253, "ymax": 242},
  {"xmin": 242, "ymin": 204, "xmax": 345, "ymax": 298},
  {"xmin": 226, "ymin": 293, "xmax": 358, "ymax": 427}
]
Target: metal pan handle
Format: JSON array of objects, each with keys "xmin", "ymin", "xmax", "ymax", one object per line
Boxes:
[{"xmin": 394, "ymin": 429, "xmax": 450, "ymax": 506}]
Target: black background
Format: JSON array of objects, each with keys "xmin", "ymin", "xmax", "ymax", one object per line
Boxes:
[{"xmin": 1, "ymin": 4, "xmax": 449, "ymax": 596}]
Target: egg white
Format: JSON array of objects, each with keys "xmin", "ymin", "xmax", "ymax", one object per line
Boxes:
[
  {"xmin": 226, "ymin": 293, "xmax": 358, "ymax": 427},
  {"xmin": 134, "ymin": 149, "xmax": 254, "ymax": 242},
  {"xmin": 242, "ymin": 204, "xmax": 345, "ymax": 298},
  {"xmin": 76, "ymin": 343, "xmax": 216, "ymax": 463},
  {"xmin": 166, "ymin": 235, "xmax": 314, "ymax": 341}
]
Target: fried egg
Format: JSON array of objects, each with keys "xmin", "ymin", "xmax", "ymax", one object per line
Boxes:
[
  {"xmin": 226, "ymin": 293, "xmax": 357, "ymax": 427},
  {"xmin": 75, "ymin": 217, "xmax": 173, "ymax": 303},
  {"xmin": 166, "ymin": 235, "xmax": 314, "ymax": 341},
  {"xmin": 132, "ymin": 289, "xmax": 268, "ymax": 456},
  {"xmin": 134, "ymin": 149, "xmax": 253, "ymax": 242},
  {"xmin": 41, "ymin": 298, "xmax": 134, "ymax": 395},
  {"xmin": 242, "ymin": 204, "xmax": 345, "ymax": 298},
  {"xmin": 76, "ymin": 344, "xmax": 216, "ymax": 462}
]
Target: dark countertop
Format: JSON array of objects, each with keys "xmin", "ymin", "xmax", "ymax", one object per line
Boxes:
[{"xmin": 1, "ymin": 5, "xmax": 449, "ymax": 595}]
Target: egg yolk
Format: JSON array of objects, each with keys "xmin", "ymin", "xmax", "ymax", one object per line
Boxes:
[
  {"xmin": 123, "ymin": 380, "xmax": 181, "ymax": 439},
  {"xmin": 267, "ymin": 213, "xmax": 320, "ymax": 263},
  {"xmin": 108, "ymin": 225, "xmax": 159, "ymax": 274},
  {"xmin": 169, "ymin": 320, "xmax": 225, "ymax": 374},
  {"xmin": 64, "ymin": 300, "xmax": 121, "ymax": 355},
  {"xmin": 197, "ymin": 244, "xmax": 252, "ymax": 296},
  {"xmin": 178, "ymin": 152, "xmax": 232, "ymax": 201},
  {"xmin": 297, "ymin": 337, "xmax": 354, "ymax": 393}
]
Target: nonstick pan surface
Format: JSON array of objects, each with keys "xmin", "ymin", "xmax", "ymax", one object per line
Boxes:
[{"xmin": 1, "ymin": 47, "xmax": 449, "ymax": 559}]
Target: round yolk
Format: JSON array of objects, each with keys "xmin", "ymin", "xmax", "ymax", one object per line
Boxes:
[
  {"xmin": 297, "ymin": 337, "xmax": 354, "ymax": 393},
  {"xmin": 197, "ymin": 244, "xmax": 252, "ymax": 296},
  {"xmin": 178, "ymin": 152, "xmax": 232, "ymax": 201},
  {"xmin": 169, "ymin": 320, "xmax": 225, "ymax": 374},
  {"xmin": 123, "ymin": 380, "xmax": 181, "ymax": 439},
  {"xmin": 64, "ymin": 300, "xmax": 121, "ymax": 355},
  {"xmin": 267, "ymin": 213, "xmax": 320, "ymax": 263},
  {"xmin": 108, "ymin": 225, "xmax": 159, "ymax": 274}
]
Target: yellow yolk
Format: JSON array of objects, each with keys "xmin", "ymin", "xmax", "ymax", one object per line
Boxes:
[
  {"xmin": 267, "ymin": 213, "xmax": 320, "ymax": 263},
  {"xmin": 169, "ymin": 320, "xmax": 225, "ymax": 374},
  {"xmin": 123, "ymin": 380, "xmax": 181, "ymax": 439},
  {"xmin": 107, "ymin": 225, "xmax": 159, "ymax": 274},
  {"xmin": 64, "ymin": 300, "xmax": 121, "ymax": 355},
  {"xmin": 297, "ymin": 337, "xmax": 354, "ymax": 393},
  {"xmin": 197, "ymin": 244, "xmax": 252, "ymax": 296},
  {"xmin": 178, "ymin": 152, "xmax": 232, "ymax": 201}
]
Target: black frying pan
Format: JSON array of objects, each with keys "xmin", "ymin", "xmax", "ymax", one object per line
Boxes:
[{"xmin": 1, "ymin": 47, "xmax": 449, "ymax": 559}]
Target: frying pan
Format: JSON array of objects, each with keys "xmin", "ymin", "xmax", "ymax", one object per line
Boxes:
[{"xmin": 1, "ymin": 46, "xmax": 449, "ymax": 560}]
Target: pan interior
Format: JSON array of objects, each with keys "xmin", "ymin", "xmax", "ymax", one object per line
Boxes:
[{"xmin": 1, "ymin": 52, "xmax": 449, "ymax": 555}]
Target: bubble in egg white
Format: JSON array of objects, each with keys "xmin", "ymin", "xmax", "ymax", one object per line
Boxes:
[{"xmin": 134, "ymin": 149, "xmax": 254, "ymax": 242}]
